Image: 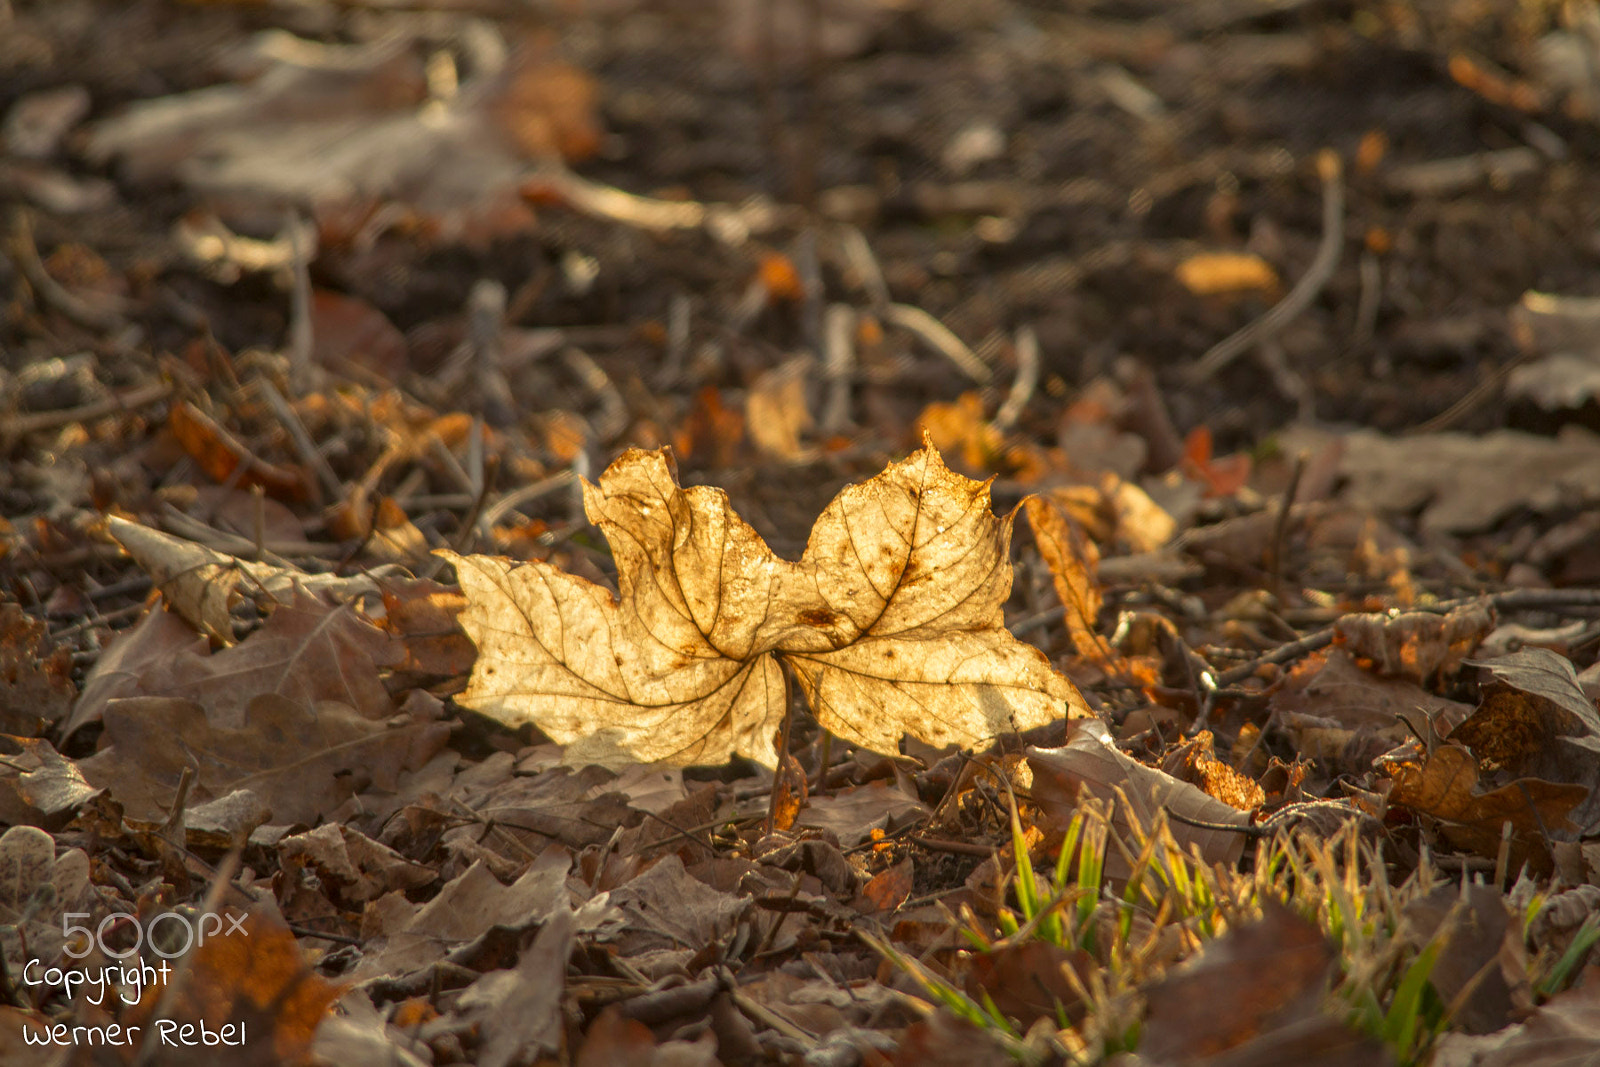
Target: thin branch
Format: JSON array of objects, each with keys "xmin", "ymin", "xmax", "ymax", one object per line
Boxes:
[
  {"xmin": 992, "ymin": 324, "xmax": 1039, "ymax": 432},
  {"xmin": 884, "ymin": 303, "xmax": 991, "ymax": 383},
  {"xmin": 1187, "ymin": 149, "xmax": 1344, "ymax": 382}
]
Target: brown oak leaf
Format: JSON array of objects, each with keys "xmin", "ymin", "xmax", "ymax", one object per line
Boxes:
[{"xmin": 441, "ymin": 441, "xmax": 1089, "ymax": 767}]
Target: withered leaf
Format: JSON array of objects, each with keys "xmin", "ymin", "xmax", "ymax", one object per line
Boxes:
[
  {"xmin": 1383, "ymin": 742, "xmax": 1586, "ymax": 874},
  {"xmin": 1453, "ymin": 647, "xmax": 1600, "ymax": 833},
  {"xmin": 124, "ymin": 913, "xmax": 341, "ymax": 1065},
  {"xmin": 443, "ymin": 441, "xmax": 1089, "ymax": 768},
  {"xmin": 1139, "ymin": 899, "xmax": 1388, "ymax": 1067},
  {"xmin": 0, "ymin": 604, "xmax": 75, "ymax": 736},
  {"xmin": 155, "ymin": 588, "xmax": 401, "ymax": 726},
  {"xmin": 107, "ymin": 518, "xmax": 396, "ymax": 641},
  {"xmin": 79, "ymin": 694, "xmax": 449, "ymax": 824},
  {"xmin": 1333, "ymin": 602, "xmax": 1493, "ymax": 685},
  {"xmin": 1400, "ymin": 884, "xmax": 1530, "ymax": 1035},
  {"xmin": 1029, "ymin": 721, "xmax": 1252, "ymax": 874},
  {"xmin": 1023, "ymin": 496, "xmax": 1114, "ymax": 669}
]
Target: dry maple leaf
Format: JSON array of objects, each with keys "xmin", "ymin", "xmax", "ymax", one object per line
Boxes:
[{"xmin": 441, "ymin": 441, "xmax": 1089, "ymax": 767}]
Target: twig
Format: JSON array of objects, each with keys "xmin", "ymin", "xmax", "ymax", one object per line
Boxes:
[
  {"xmin": 1211, "ymin": 587, "xmax": 1600, "ymax": 691},
  {"xmin": 4, "ymin": 380, "xmax": 172, "ymax": 437},
  {"xmin": 255, "ymin": 378, "xmax": 343, "ymax": 502},
  {"xmin": 1187, "ymin": 149, "xmax": 1344, "ymax": 382},
  {"xmin": 820, "ymin": 303, "xmax": 855, "ymax": 434},
  {"xmin": 910, "ymin": 834, "xmax": 995, "ymax": 858},
  {"xmin": 480, "ymin": 470, "xmax": 577, "ymax": 528},
  {"xmin": 1355, "ymin": 250, "xmax": 1381, "ymax": 347},
  {"xmin": 834, "ymin": 223, "xmax": 890, "ymax": 306},
  {"xmin": 657, "ymin": 292, "xmax": 692, "ymax": 387},
  {"xmin": 1266, "ymin": 451, "xmax": 1307, "ymax": 601},
  {"xmin": 562, "ymin": 347, "xmax": 628, "ymax": 442},
  {"xmin": 523, "ymin": 164, "xmax": 796, "ymax": 245},
  {"xmin": 468, "ymin": 279, "xmax": 515, "ymax": 427},
  {"xmin": 992, "ymin": 324, "xmax": 1039, "ymax": 432},
  {"xmin": 1213, "ymin": 626, "xmax": 1337, "ymax": 688},
  {"xmin": 884, "ymin": 303, "xmax": 991, "ymax": 383},
  {"xmin": 285, "ymin": 210, "xmax": 316, "ymax": 395},
  {"xmin": 6, "ymin": 208, "xmax": 131, "ymax": 332},
  {"xmin": 1406, "ymin": 348, "xmax": 1536, "ymax": 435}
]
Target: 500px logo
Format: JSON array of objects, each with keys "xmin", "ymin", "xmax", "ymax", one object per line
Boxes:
[{"xmin": 61, "ymin": 909, "xmax": 248, "ymax": 961}]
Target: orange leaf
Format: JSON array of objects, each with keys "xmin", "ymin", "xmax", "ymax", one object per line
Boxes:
[{"xmin": 168, "ymin": 401, "xmax": 309, "ymax": 503}]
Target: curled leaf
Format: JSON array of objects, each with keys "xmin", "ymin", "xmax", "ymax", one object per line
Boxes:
[{"xmin": 442, "ymin": 441, "xmax": 1089, "ymax": 767}]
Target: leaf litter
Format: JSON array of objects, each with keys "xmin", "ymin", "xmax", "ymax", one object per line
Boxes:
[{"xmin": 7, "ymin": 0, "xmax": 1600, "ymax": 1063}]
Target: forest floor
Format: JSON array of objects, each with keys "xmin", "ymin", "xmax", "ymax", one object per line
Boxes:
[{"xmin": 5, "ymin": 1, "xmax": 1600, "ymax": 1065}]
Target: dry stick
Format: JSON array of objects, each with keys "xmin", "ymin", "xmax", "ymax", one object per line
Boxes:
[
  {"xmin": 884, "ymin": 303, "xmax": 992, "ymax": 383},
  {"xmin": 6, "ymin": 208, "xmax": 131, "ymax": 332},
  {"xmin": 1266, "ymin": 451, "xmax": 1307, "ymax": 602},
  {"xmin": 835, "ymin": 223, "xmax": 890, "ymax": 307},
  {"xmin": 657, "ymin": 291, "xmax": 692, "ymax": 387},
  {"xmin": 256, "ymin": 378, "xmax": 343, "ymax": 502},
  {"xmin": 993, "ymin": 324, "xmax": 1040, "ymax": 433},
  {"xmin": 480, "ymin": 469, "xmax": 576, "ymax": 529},
  {"xmin": 821, "ymin": 303, "xmax": 855, "ymax": 434},
  {"xmin": 1354, "ymin": 250, "xmax": 1382, "ymax": 347},
  {"xmin": 285, "ymin": 210, "xmax": 316, "ymax": 395},
  {"xmin": 1406, "ymin": 348, "xmax": 1537, "ymax": 435},
  {"xmin": 5, "ymin": 380, "xmax": 172, "ymax": 437},
  {"xmin": 1187, "ymin": 149, "xmax": 1344, "ymax": 383},
  {"xmin": 1212, "ymin": 587, "xmax": 1600, "ymax": 691},
  {"xmin": 468, "ymin": 279, "xmax": 515, "ymax": 427},
  {"xmin": 563, "ymin": 347, "xmax": 628, "ymax": 442}
]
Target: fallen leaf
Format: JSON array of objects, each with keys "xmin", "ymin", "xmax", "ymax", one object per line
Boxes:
[
  {"xmin": 0, "ymin": 825, "xmax": 92, "ymax": 976},
  {"xmin": 106, "ymin": 519, "xmax": 395, "ymax": 646},
  {"xmin": 796, "ymin": 780, "xmax": 927, "ymax": 849},
  {"xmin": 0, "ymin": 602, "xmax": 75, "ymax": 735},
  {"xmin": 149, "ymin": 588, "xmax": 401, "ymax": 726},
  {"xmin": 746, "ymin": 355, "xmax": 815, "ymax": 460},
  {"xmin": 79, "ymin": 693, "xmax": 448, "ymax": 824},
  {"xmin": 1400, "ymin": 884, "xmax": 1531, "ymax": 1035},
  {"xmin": 355, "ymin": 847, "xmax": 575, "ymax": 981},
  {"xmin": 1182, "ymin": 425, "xmax": 1252, "ymax": 498},
  {"xmin": 126, "ymin": 913, "xmax": 342, "ymax": 1066},
  {"xmin": 85, "ymin": 28, "xmax": 599, "ymax": 234},
  {"xmin": 0, "ymin": 738, "xmax": 100, "ymax": 828},
  {"xmin": 64, "ymin": 602, "xmax": 207, "ymax": 737},
  {"xmin": 1140, "ymin": 900, "xmax": 1389, "ymax": 1067},
  {"xmin": 1271, "ymin": 649, "xmax": 1473, "ymax": 774},
  {"xmin": 674, "ymin": 386, "xmax": 745, "ymax": 467},
  {"xmin": 1451, "ymin": 647, "xmax": 1600, "ymax": 834},
  {"xmin": 443, "ymin": 440, "xmax": 1089, "ymax": 768},
  {"xmin": 1431, "ymin": 976, "xmax": 1600, "ymax": 1067},
  {"xmin": 459, "ymin": 906, "xmax": 574, "ymax": 1067},
  {"xmin": 1024, "ymin": 496, "xmax": 1116, "ymax": 670},
  {"xmin": 1333, "ymin": 602, "xmax": 1492, "ymax": 685},
  {"xmin": 1176, "ymin": 251, "xmax": 1280, "ymax": 296},
  {"xmin": 916, "ymin": 392, "xmax": 1003, "ymax": 474},
  {"xmin": 279, "ymin": 824, "xmax": 435, "ymax": 907},
  {"xmin": 602, "ymin": 853, "xmax": 751, "ymax": 960},
  {"xmin": 310, "ymin": 289, "xmax": 407, "ymax": 381},
  {"xmin": 858, "ymin": 856, "xmax": 913, "ymax": 914},
  {"xmin": 168, "ymin": 400, "xmax": 311, "ymax": 504},
  {"xmin": 377, "ymin": 577, "xmax": 474, "ymax": 682},
  {"xmin": 891, "ymin": 1009, "xmax": 1013, "ymax": 1067},
  {"xmin": 1333, "ymin": 427, "xmax": 1600, "ymax": 534},
  {"xmin": 1382, "ymin": 742, "xmax": 1586, "ymax": 874},
  {"xmin": 963, "ymin": 940, "xmax": 1092, "ymax": 1026},
  {"xmin": 1029, "ymin": 721, "xmax": 1252, "ymax": 873},
  {"xmin": 1160, "ymin": 730, "xmax": 1266, "ymax": 811}
]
